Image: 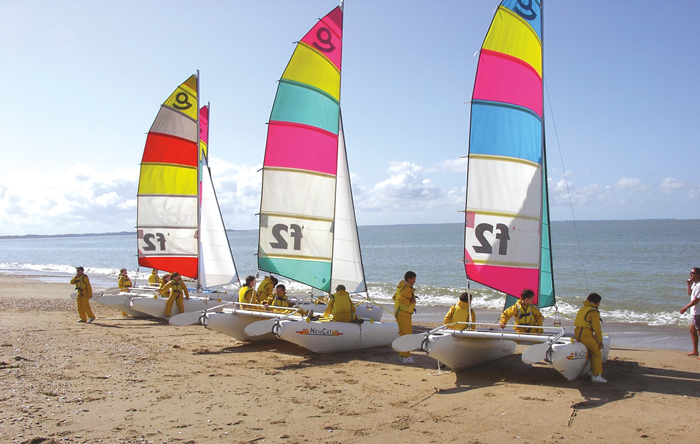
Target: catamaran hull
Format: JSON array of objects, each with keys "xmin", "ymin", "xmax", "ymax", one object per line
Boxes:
[
  {"xmin": 424, "ymin": 333, "xmax": 517, "ymax": 370},
  {"xmin": 87, "ymin": 288, "xmax": 155, "ymax": 318},
  {"xmin": 292, "ymin": 301, "xmax": 383, "ymax": 323},
  {"xmin": 275, "ymin": 320, "xmax": 399, "ymax": 353},
  {"xmin": 543, "ymin": 335, "xmax": 612, "ymax": 381},
  {"xmin": 130, "ymin": 296, "xmax": 224, "ymax": 319},
  {"xmin": 205, "ymin": 309, "xmax": 283, "ymax": 342}
]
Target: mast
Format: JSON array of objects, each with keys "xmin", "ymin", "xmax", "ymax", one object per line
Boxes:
[{"xmin": 195, "ymin": 70, "xmax": 202, "ymax": 291}]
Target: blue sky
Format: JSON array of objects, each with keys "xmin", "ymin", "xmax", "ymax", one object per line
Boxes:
[{"xmin": 1, "ymin": 0, "xmax": 698, "ymax": 236}]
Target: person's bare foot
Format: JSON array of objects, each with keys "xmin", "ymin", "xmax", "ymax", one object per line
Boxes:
[{"xmin": 686, "ymin": 351, "xmax": 698, "ymax": 356}]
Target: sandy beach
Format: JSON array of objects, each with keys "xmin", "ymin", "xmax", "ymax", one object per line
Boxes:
[{"xmin": 2, "ymin": 274, "xmax": 700, "ymax": 443}]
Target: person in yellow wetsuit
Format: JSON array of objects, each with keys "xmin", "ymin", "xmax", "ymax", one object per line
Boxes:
[
  {"xmin": 158, "ymin": 272, "xmax": 171, "ymax": 291},
  {"xmin": 444, "ymin": 292, "xmax": 476, "ymax": 330},
  {"xmin": 499, "ymin": 289, "xmax": 543, "ymax": 333},
  {"xmin": 268, "ymin": 284, "xmax": 293, "ymax": 309},
  {"xmin": 71, "ymin": 266, "xmax": 95, "ymax": 323},
  {"xmin": 118, "ymin": 268, "xmax": 132, "ymax": 292},
  {"xmin": 394, "ymin": 271, "xmax": 417, "ymax": 363},
  {"xmin": 148, "ymin": 269, "xmax": 160, "ymax": 287},
  {"xmin": 159, "ymin": 272, "xmax": 190, "ymax": 318},
  {"xmin": 238, "ymin": 275, "xmax": 256, "ymax": 306},
  {"xmin": 323, "ymin": 285, "xmax": 358, "ymax": 322},
  {"xmin": 253, "ymin": 275, "xmax": 277, "ymax": 305},
  {"xmin": 575, "ymin": 292, "xmax": 607, "ymax": 383}
]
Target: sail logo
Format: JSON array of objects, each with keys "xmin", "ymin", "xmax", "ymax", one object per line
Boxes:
[
  {"xmin": 513, "ymin": 0, "xmax": 538, "ymax": 21},
  {"xmin": 296, "ymin": 328, "xmax": 343, "ymax": 337},
  {"xmin": 270, "ymin": 223, "xmax": 303, "ymax": 251}
]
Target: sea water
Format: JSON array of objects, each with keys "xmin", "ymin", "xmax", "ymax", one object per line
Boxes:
[{"xmin": 1, "ymin": 220, "xmax": 698, "ymax": 350}]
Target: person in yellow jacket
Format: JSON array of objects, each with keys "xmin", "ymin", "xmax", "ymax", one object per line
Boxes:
[
  {"xmin": 118, "ymin": 268, "xmax": 132, "ymax": 292},
  {"xmin": 148, "ymin": 269, "xmax": 160, "ymax": 287},
  {"xmin": 444, "ymin": 292, "xmax": 476, "ymax": 330},
  {"xmin": 575, "ymin": 292, "xmax": 607, "ymax": 383},
  {"xmin": 323, "ymin": 285, "xmax": 358, "ymax": 322},
  {"xmin": 499, "ymin": 289, "xmax": 543, "ymax": 333},
  {"xmin": 71, "ymin": 266, "xmax": 95, "ymax": 323},
  {"xmin": 159, "ymin": 272, "xmax": 189, "ymax": 318},
  {"xmin": 268, "ymin": 284, "xmax": 293, "ymax": 309},
  {"xmin": 238, "ymin": 275, "xmax": 256, "ymax": 306},
  {"xmin": 394, "ymin": 271, "xmax": 417, "ymax": 363},
  {"xmin": 252, "ymin": 275, "xmax": 277, "ymax": 305}
]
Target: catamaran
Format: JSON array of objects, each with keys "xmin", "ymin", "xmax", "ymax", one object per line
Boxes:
[
  {"xmin": 201, "ymin": 4, "xmax": 397, "ymax": 351},
  {"xmin": 392, "ymin": 0, "xmax": 610, "ymax": 380},
  {"xmin": 99, "ymin": 74, "xmax": 240, "ymax": 319}
]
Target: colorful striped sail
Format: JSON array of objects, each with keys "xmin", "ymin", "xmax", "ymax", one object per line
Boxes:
[
  {"xmin": 259, "ymin": 5, "xmax": 366, "ymax": 294},
  {"xmin": 464, "ymin": 0, "xmax": 555, "ymax": 308},
  {"xmin": 137, "ymin": 76, "xmax": 237, "ymax": 288}
]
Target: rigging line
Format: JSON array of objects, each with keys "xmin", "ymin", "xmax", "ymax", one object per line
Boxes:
[{"xmin": 543, "ymin": 79, "xmax": 590, "ymax": 293}]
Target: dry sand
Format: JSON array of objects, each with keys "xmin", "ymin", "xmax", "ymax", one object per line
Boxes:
[{"xmin": 2, "ymin": 274, "xmax": 700, "ymax": 444}]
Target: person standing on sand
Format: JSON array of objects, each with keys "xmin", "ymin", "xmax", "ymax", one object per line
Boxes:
[
  {"xmin": 680, "ymin": 267, "xmax": 700, "ymax": 357},
  {"xmin": 499, "ymin": 289, "xmax": 543, "ymax": 333},
  {"xmin": 71, "ymin": 266, "xmax": 95, "ymax": 323},
  {"xmin": 148, "ymin": 269, "xmax": 160, "ymax": 287},
  {"xmin": 394, "ymin": 271, "xmax": 417, "ymax": 364},
  {"xmin": 575, "ymin": 292, "xmax": 607, "ymax": 383},
  {"xmin": 160, "ymin": 272, "xmax": 189, "ymax": 319},
  {"xmin": 118, "ymin": 268, "xmax": 132, "ymax": 292}
]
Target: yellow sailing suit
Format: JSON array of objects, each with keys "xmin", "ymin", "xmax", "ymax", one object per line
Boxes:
[
  {"xmin": 269, "ymin": 292, "xmax": 291, "ymax": 309},
  {"xmin": 500, "ymin": 300, "xmax": 543, "ymax": 333},
  {"xmin": 71, "ymin": 274, "xmax": 94, "ymax": 322},
  {"xmin": 393, "ymin": 280, "xmax": 416, "ymax": 357},
  {"xmin": 148, "ymin": 270, "xmax": 160, "ymax": 286},
  {"xmin": 160, "ymin": 280, "xmax": 190, "ymax": 317},
  {"xmin": 574, "ymin": 300, "xmax": 604, "ymax": 376},
  {"xmin": 444, "ymin": 301, "xmax": 476, "ymax": 330},
  {"xmin": 238, "ymin": 285, "xmax": 254, "ymax": 305},
  {"xmin": 253, "ymin": 277, "xmax": 274, "ymax": 305},
  {"xmin": 118, "ymin": 275, "xmax": 132, "ymax": 292},
  {"xmin": 323, "ymin": 290, "xmax": 357, "ymax": 322}
]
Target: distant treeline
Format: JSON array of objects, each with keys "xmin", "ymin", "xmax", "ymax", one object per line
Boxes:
[{"xmin": 0, "ymin": 231, "xmax": 134, "ymax": 240}]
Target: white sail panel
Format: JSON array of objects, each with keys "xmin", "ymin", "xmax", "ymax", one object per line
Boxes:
[
  {"xmin": 466, "ymin": 157, "xmax": 541, "ymax": 217},
  {"xmin": 259, "ymin": 214, "xmax": 333, "ymax": 261},
  {"xmin": 260, "ymin": 169, "xmax": 336, "ymax": 220},
  {"xmin": 330, "ymin": 117, "xmax": 366, "ymax": 294},
  {"xmin": 198, "ymin": 165, "xmax": 237, "ymax": 289},
  {"xmin": 465, "ymin": 213, "xmax": 540, "ymax": 267},
  {"xmin": 149, "ymin": 106, "xmax": 198, "ymax": 141},
  {"xmin": 136, "ymin": 196, "xmax": 198, "ymax": 228},
  {"xmin": 137, "ymin": 228, "xmax": 198, "ymax": 256}
]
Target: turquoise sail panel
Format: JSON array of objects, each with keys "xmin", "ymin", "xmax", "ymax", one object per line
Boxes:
[
  {"xmin": 539, "ymin": 170, "xmax": 555, "ymax": 307},
  {"xmin": 258, "ymin": 256, "xmax": 332, "ymax": 293},
  {"xmin": 270, "ymin": 80, "xmax": 340, "ymax": 134}
]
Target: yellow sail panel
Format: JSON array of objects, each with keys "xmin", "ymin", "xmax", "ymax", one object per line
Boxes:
[
  {"xmin": 163, "ymin": 75, "xmax": 199, "ymax": 121},
  {"xmin": 282, "ymin": 43, "xmax": 340, "ymax": 101},
  {"xmin": 483, "ymin": 6, "xmax": 542, "ymax": 77},
  {"xmin": 138, "ymin": 164, "xmax": 198, "ymax": 195}
]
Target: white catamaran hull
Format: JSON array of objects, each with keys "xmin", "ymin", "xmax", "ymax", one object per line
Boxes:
[
  {"xmin": 130, "ymin": 296, "xmax": 231, "ymax": 319},
  {"xmin": 273, "ymin": 319, "xmax": 399, "ymax": 353},
  {"xmin": 423, "ymin": 333, "xmax": 517, "ymax": 370},
  {"xmin": 205, "ymin": 307, "xmax": 293, "ymax": 342},
  {"xmin": 542, "ymin": 335, "xmax": 612, "ymax": 381}
]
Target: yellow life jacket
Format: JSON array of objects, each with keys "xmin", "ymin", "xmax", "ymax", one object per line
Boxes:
[
  {"xmin": 239, "ymin": 285, "xmax": 253, "ymax": 304},
  {"xmin": 446, "ymin": 301, "xmax": 475, "ymax": 330},
  {"xmin": 118, "ymin": 276, "xmax": 132, "ymax": 292},
  {"xmin": 148, "ymin": 271, "xmax": 160, "ymax": 285},
  {"xmin": 255, "ymin": 277, "xmax": 274, "ymax": 304},
  {"xmin": 393, "ymin": 280, "xmax": 415, "ymax": 316},
  {"xmin": 71, "ymin": 274, "xmax": 92, "ymax": 298},
  {"xmin": 170, "ymin": 281, "xmax": 183, "ymax": 297},
  {"xmin": 575, "ymin": 302, "xmax": 599, "ymax": 329},
  {"xmin": 270, "ymin": 293, "xmax": 290, "ymax": 307},
  {"xmin": 516, "ymin": 301, "xmax": 537, "ymax": 326},
  {"xmin": 328, "ymin": 290, "xmax": 355, "ymax": 322}
]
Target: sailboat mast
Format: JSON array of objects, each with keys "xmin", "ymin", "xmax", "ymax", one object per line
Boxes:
[{"xmin": 195, "ymin": 70, "xmax": 202, "ymax": 291}]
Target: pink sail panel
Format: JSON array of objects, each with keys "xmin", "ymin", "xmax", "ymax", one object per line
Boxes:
[
  {"xmin": 264, "ymin": 120, "xmax": 339, "ymax": 175},
  {"xmin": 199, "ymin": 106, "xmax": 209, "ymax": 146},
  {"xmin": 473, "ymin": 49, "xmax": 542, "ymax": 117},
  {"xmin": 299, "ymin": 6, "xmax": 343, "ymax": 71},
  {"xmin": 465, "ymin": 249, "xmax": 540, "ymax": 298}
]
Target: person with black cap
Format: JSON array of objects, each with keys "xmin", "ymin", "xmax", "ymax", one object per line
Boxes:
[
  {"xmin": 70, "ymin": 266, "xmax": 95, "ymax": 323},
  {"xmin": 323, "ymin": 284, "xmax": 358, "ymax": 322}
]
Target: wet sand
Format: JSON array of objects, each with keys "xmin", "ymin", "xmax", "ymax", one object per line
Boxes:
[{"xmin": 2, "ymin": 274, "xmax": 700, "ymax": 443}]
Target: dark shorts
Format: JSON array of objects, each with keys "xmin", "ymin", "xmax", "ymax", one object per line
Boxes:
[{"xmin": 693, "ymin": 315, "xmax": 700, "ymax": 329}]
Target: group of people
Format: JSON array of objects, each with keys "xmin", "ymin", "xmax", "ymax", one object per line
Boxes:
[
  {"xmin": 73, "ymin": 266, "xmax": 619, "ymax": 383},
  {"xmin": 391, "ymin": 271, "xmax": 608, "ymax": 383}
]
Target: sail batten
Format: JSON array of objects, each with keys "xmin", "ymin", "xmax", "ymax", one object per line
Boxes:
[{"xmin": 465, "ymin": 0, "xmax": 553, "ymax": 306}]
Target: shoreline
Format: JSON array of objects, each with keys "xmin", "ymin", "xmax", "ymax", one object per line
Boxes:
[{"xmin": 2, "ymin": 274, "xmax": 700, "ymax": 443}]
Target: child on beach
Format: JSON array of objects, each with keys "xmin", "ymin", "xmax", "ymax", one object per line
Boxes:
[
  {"xmin": 444, "ymin": 292, "xmax": 476, "ymax": 330},
  {"xmin": 499, "ymin": 289, "xmax": 543, "ymax": 333},
  {"xmin": 71, "ymin": 266, "xmax": 95, "ymax": 324},
  {"xmin": 394, "ymin": 271, "xmax": 417, "ymax": 364},
  {"xmin": 118, "ymin": 268, "xmax": 132, "ymax": 292},
  {"xmin": 575, "ymin": 292, "xmax": 607, "ymax": 383}
]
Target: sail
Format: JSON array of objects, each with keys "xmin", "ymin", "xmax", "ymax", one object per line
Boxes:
[
  {"xmin": 259, "ymin": 6, "xmax": 363, "ymax": 293},
  {"xmin": 137, "ymin": 75, "xmax": 200, "ymax": 279},
  {"xmin": 464, "ymin": 0, "xmax": 554, "ymax": 307},
  {"xmin": 198, "ymin": 105, "xmax": 238, "ymax": 289}
]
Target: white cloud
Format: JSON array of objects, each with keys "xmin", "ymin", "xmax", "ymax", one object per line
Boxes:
[
  {"xmin": 355, "ymin": 162, "xmax": 444, "ymax": 211},
  {"xmin": 424, "ymin": 157, "xmax": 466, "ymax": 174},
  {"xmin": 615, "ymin": 177, "xmax": 648, "ymax": 190},
  {"xmin": 659, "ymin": 177, "xmax": 687, "ymax": 192}
]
